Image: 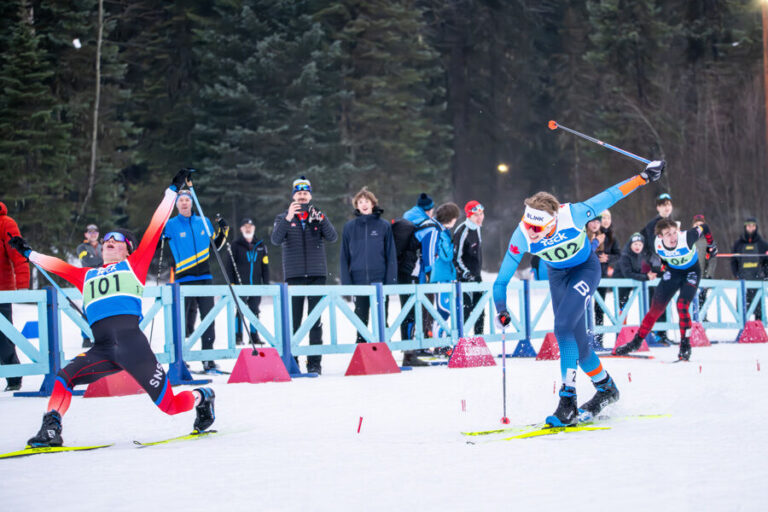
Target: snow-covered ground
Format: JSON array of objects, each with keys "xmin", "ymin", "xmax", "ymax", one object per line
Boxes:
[{"xmin": 2, "ymin": 293, "xmax": 767, "ymax": 511}]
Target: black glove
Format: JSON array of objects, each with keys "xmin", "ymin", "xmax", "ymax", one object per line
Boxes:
[
  {"xmin": 216, "ymin": 215, "xmax": 228, "ymax": 230},
  {"xmin": 308, "ymin": 205, "xmax": 324, "ymax": 223},
  {"xmin": 8, "ymin": 234, "xmax": 32, "ymax": 258},
  {"xmin": 461, "ymin": 270, "xmax": 476, "ymax": 282},
  {"xmin": 497, "ymin": 310, "xmax": 511, "ymax": 327},
  {"xmin": 640, "ymin": 160, "xmax": 665, "ymax": 182},
  {"xmin": 171, "ymin": 168, "xmax": 194, "ymax": 191},
  {"xmin": 706, "ymin": 241, "xmax": 718, "ymax": 259}
]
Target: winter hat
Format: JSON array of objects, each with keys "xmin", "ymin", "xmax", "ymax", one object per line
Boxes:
[
  {"xmin": 240, "ymin": 218, "xmax": 255, "ymax": 227},
  {"xmin": 692, "ymin": 214, "xmax": 706, "ymax": 224},
  {"xmin": 417, "ymin": 193, "xmax": 434, "ymax": 210},
  {"xmin": 745, "ymin": 217, "xmax": 758, "ymax": 225},
  {"xmin": 292, "ymin": 176, "xmax": 312, "ymax": 194},
  {"xmin": 656, "ymin": 192, "xmax": 672, "ymax": 205},
  {"xmin": 464, "ymin": 200, "xmax": 484, "ymax": 218},
  {"xmin": 177, "ymin": 190, "xmax": 192, "ymax": 201},
  {"xmin": 630, "ymin": 232, "xmax": 644, "ymax": 244},
  {"xmin": 86, "ymin": 224, "xmax": 98, "ymax": 232}
]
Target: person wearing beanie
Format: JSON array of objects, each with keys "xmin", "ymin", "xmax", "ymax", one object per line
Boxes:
[
  {"xmin": 613, "ymin": 232, "xmax": 656, "ymax": 312},
  {"xmin": 225, "ymin": 218, "xmax": 270, "ymax": 345},
  {"xmin": 163, "ymin": 183, "xmax": 229, "ymax": 373},
  {"xmin": 454, "ymin": 200, "xmax": 485, "ymax": 334},
  {"xmin": 403, "ymin": 192, "xmax": 440, "ymax": 283},
  {"xmin": 0, "ymin": 201, "xmax": 30, "ymax": 391},
  {"xmin": 730, "ymin": 217, "xmax": 768, "ymax": 321},
  {"xmin": 271, "ymin": 176, "xmax": 338, "ymax": 375},
  {"xmin": 8, "ymin": 169, "xmax": 216, "ymax": 448}
]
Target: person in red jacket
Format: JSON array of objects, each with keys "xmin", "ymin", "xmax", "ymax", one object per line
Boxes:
[{"xmin": 0, "ymin": 201, "xmax": 30, "ymax": 392}]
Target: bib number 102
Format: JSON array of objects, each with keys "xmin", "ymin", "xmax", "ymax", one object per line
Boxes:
[
  {"xmin": 540, "ymin": 242, "xmax": 579, "ymax": 262},
  {"xmin": 89, "ymin": 274, "xmax": 121, "ymax": 297}
]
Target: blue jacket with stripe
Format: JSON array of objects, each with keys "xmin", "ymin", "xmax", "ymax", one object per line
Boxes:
[{"xmin": 163, "ymin": 214, "xmax": 224, "ymax": 283}]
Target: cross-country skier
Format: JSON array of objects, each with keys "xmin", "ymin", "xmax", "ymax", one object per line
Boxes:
[
  {"xmin": 8, "ymin": 169, "xmax": 215, "ymax": 448},
  {"xmin": 613, "ymin": 218, "xmax": 717, "ymax": 361},
  {"xmin": 494, "ymin": 160, "xmax": 665, "ymax": 426}
]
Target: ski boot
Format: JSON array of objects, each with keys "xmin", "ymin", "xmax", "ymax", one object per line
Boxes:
[
  {"xmin": 578, "ymin": 374, "xmax": 620, "ymax": 421},
  {"xmin": 613, "ymin": 334, "xmax": 643, "ymax": 356},
  {"xmin": 202, "ymin": 361, "xmax": 221, "ymax": 375},
  {"xmin": 678, "ymin": 338, "xmax": 691, "ymax": 361},
  {"xmin": 193, "ymin": 388, "xmax": 216, "ymax": 433},
  {"xmin": 27, "ymin": 410, "xmax": 63, "ymax": 447},
  {"xmin": 545, "ymin": 385, "xmax": 578, "ymax": 427}
]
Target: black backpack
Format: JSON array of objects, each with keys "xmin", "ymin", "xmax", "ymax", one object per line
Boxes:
[{"xmin": 391, "ymin": 218, "xmax": 418, "ymax": 272}]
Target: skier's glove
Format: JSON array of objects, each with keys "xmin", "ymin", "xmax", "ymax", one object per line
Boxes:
[
  {"xmin": 640, "ymin": 160, "xmax": 665, "ymax": 183},
  {"xmin": 216, "ymin": 216, "xmax": 229, "ymax": 230},
  {"xmin": 308, "ymin": 205, "xmax": 325, "ymax": 223},
  {"xmin": 706, "ymin": 241, "xmax": 718, "ymax": 259},
  {"xmin": 8, "ymin": 234, "xmax": 32, "ymax": 259},
  {"xmin": 171, "ymin": 168, "xmax": 194, "ymax": 191},
  {"xmin": 496, "ymin": 310, "xmax": 511, "ymax": 328}
]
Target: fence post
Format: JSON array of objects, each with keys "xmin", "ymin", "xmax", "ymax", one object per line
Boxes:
[
  {"xmin": 279, "ymin": 282, "xmax": 304, "ymax": 377},
  {"xmin": 455, "ymin": 281, "xmax": 465, "ymax": 339},
  {"xmin": 166, "ymin": 282, "xmax": 209, "ymax": 386},
  {"xmin": 740, "ymin": 280, "xmax": 748, "ymax": 326},
  {"xmin": 641, "ymin": 281, "xmax": 650, "ymax": 317},
  {"xmin": 374, "ymin": 283, "xmax": 387, "ymax": 343}
]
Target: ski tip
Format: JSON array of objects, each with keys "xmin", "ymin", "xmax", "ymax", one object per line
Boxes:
[{"xmin": 548, "ymin": 120, "xmax": 558, "ymax": 130}]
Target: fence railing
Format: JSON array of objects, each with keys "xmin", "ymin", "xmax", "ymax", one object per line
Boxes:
[{"xmin": 1, "ymin": 278, "xmax": 766, "ymax": 395}]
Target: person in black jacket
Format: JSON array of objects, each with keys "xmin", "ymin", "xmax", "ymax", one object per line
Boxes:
[
  {"xmin": 593, "ymin": 210, "xmax": 621, "ymax": 348},
  {"xmin": 454, "ymin": 200, "xmax": 485, "ymax": 334},
  {"xmin": 271, "ymin": 176, "xmax": 338, "ymax": 374},
  {"xmin": 226, "ymin": 218, "xmax": 269, "ymax": 345},
  {"xmin": 614, "ymin": 232, "xmax": 656, "ymax": 312},
  {"xmin": 731, "ymin": 217, "xmax": 768, "ymax": 321},
  {"xmin": 340, "ymin": 188, "xmax": 397, "ymax": 344}
]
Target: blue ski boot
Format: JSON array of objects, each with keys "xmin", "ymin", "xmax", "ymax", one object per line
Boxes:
[
  {"xmin": 578, "ymin": 374, "xmax": 619, "ymax": 421},
  {"xmin": 193, "ymin": 388, "xmax": 216, "ymax": 433},
  {"xmin": 27, "ymin": 410, "xmax": 63, "ymax": 447},
  {"xmin": 546, "ymin": 385, "xmax": 578, "ymax": 427}
]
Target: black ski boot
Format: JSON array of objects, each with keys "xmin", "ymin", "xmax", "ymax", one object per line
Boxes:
[
  {"xmin": 578, "ymin": 374, "xmax": 620, "ymax": 421},
  {"xmin": 545, "ymin": 385, "xmax": 578, "ymax": 427},
  {"xmin": 402, "ymin": 351, "xmax": 429, "ymax": 367},
  {"xmin": 193, "ymin": 387, "xmax": 216, "ymax": 433},
  {"xmin": 678, "ymin": 338, "xmax": 691, "ymax": 361},
  {"xmin": 27, "ymin": 410, "xmax": 63, "ymax": 447},
  {"xmin": 613, "ymin": 334, "xmax": 643, "ymax": 356}
]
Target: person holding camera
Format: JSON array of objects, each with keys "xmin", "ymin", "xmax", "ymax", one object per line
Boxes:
[{"xmin": 271, "ymin": 176, "xmax": 338, "ymax": 374}]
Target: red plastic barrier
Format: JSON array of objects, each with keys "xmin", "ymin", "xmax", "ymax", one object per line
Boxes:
[
  {"xmin": 228, "ymin": 348, "xmax": 291, "ymax": 384},
  {"xmin": 614, "ymin": 326, "xmax": 650, "ymax": 352},
  {"xmin": 690, "ymin": 322, "xmax": 711, "ymax": 347},
  {"xmin": 738, "ymin": 320, "xmax": 768, "ymax": 344},
  {"xmin": 345, "ymin": 343, "xmax": 401, "ymax": 376},
  {"xmin": 448, "ymin": 337, "xmax": 496, "ymax": 368},
  {"xmin": 536, "ymin": 332, "xmax": 560, "ymax": 360},
  {"xmin": 84, "ymin": 370, "xmax": 145, "ymax": 398}
]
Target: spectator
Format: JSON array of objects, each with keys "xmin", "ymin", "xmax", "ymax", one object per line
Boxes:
[
  {"xmin": 614, "ymin": 232, "xmax": 656, "ymax": 312},
  {"xmin": 692, "ymin": 214, "xmax": 717, "ymax": 310},
  {"xmin": 454, "ymin": 200, "xmax": 485, "ymax": 334},
  {"xmin": 431, "ymin": 202, "xmax": 461, "ymax": 346},
  {"xmin": 0, "ymin": 202, "xmax": 30, "ymax": 391},
  {"xmin": 403, "ymin": 193, "xmax": 439, "ymax": 283},
  {"xmin": 392, "ymin": 212, "xmax": 428, "ymax": 366},
  {"xmin": 271, "ymin": 176, "xmax": 338, "ymax": 375},
  {"xmin": 641, "ymin": 192, "xmax": 675, "ymax": 344},
  {"xmin": 75, "ymin": 223, "xmax": 103, "ymax": 348},
  {"xmin": 730, "ymin": 217, "xmax": 768, "ymax": 321},
  {"xmin": 225, "ymin": 218, "xmax": 269, "ymax": 346},
  {"xmin": 163, "ymin": 190, "xmax": 228, "ymax": 373},
  {"xmin": 339, "ymin": 187, "xmax": 397, "ymax": 344},
  {"xmin": 593, "ymin": 209, "xmax": 621, "ymax": 348}
]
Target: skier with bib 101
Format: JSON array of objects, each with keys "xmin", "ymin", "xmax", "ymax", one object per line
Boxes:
[
  {"xmin": 8, "ymin": 169, "xmax": 215, "ymax": 448},
  {"xmin": 493, "ymin": 160, "xmax": 666, "ymax": 426}
]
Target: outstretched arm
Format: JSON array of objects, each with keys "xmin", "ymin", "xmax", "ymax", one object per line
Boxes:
[
  {"xmin": 129, "ymin": 188, "xmax": 179, "ymax": 283},
  {"xmin": 493, "ymin": 227, "xmax": 529, "ymax": 313},
  {"xmin": 29, "ymin": 253, "xmax": 89, "ymax": 291}
]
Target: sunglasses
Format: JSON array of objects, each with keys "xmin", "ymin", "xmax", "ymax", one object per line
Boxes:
[{"xmin": 522, "ymin": 218, "xmax": 554, "ymax": 234}]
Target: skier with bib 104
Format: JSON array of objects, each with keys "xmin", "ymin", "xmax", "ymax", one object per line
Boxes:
[
  {"xmin": 8, "ymin": 169, "xmax": 215, "ymax": 448},
  {"xmin": 493, "ymin": 160, "xmax": 666, "ymax": 426}
]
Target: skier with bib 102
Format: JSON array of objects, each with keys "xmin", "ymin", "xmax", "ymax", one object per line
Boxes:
[
  {"xmin": 493, "ymin": 160, "xmax": 666, "ymax": 426},
  {"xmin": 8, "ymin": 169, "xmax": 215, "ymax": 448}
]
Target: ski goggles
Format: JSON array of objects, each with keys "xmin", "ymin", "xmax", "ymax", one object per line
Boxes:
[
  {"xmin": 102, "ymin": 232, "xmax": 134, "ymax": 252},
  {"xmin": 522, "ymin": 219, "xmax": 555, "ymax": 234},
  {"xmin": 292, "ymin": 179, "xmax": 312, "ymax": 192},
  {"xmin": 522, "ymin": 206, "xmax": 555, "ymax": 233},
  {"xmin": 468, "ymin": 203, "xmax": 484, "ymax": 214}
]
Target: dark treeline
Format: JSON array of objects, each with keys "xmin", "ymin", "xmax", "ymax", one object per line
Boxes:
[{"xmin": 1, "ymin": 0, "xmax": 764, "ymax": 280}]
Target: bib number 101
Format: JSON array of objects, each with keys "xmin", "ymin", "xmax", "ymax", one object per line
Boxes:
[{"xmin": 89, "ymin": 274, "xmax": 121, "ymax": 297}]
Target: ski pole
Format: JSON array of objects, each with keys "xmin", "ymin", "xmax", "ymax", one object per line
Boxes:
[
  {"xmin": 501, "ymin": 325, "xmax": 509, "ymax": 424},
  {"xmin": 716, "ymin": 252, "xmax": 768, "ymax": 258},
  {"xmin": 548, "ymin": 120, "xmax": 651, "ymax": 165},
  {"xmin": 148, "ymin": 237, "xmax": 165, "ymax": 346},
  {"xmin": 186, "ymin": 174, "xmax": 260, "ymax": 354},
  {"xmin": 219, "ymin": 217, "xmax": 248, "ymax": 343},
  {"xmin": 32, "ymin": 261, "xmax": 87, "ymax": 322}
]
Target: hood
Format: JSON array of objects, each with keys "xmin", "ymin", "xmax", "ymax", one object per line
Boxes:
[
  {"xmin": 742, "ymin": 219, "xmax": 761, "ymax": 243},
  {"xmin": 0, "ymin": 201, "xmax": 7, "ymax": 216},
  {"xmin": 354, "ymin": 206, "xmax": 384, "ymax": 219},
  {"xmin": 403, "ymin": 205, "xmax": 429, "ymax": 225}
]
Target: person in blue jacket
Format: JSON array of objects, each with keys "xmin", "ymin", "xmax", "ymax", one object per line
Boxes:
[
  {"xmin": 494, "ymin": 160, "xmax": 666, "ymax": 426},
  {"xmin": 430, "ymin": 203, "xmax": 461, "ymax": 343},
  {"xmin": 340, "ymin": 188, "xmax": 397, "ymax": 343},
  {"xmin": 403, "ymin": 193, "xmax": 439, "ymax": 283},
  {"xmin": 163, "ymin": 190, "xmax": 228, "ymax": 373}
]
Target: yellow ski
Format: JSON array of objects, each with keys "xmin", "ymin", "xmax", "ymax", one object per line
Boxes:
[
  {"xmin": 132, "ymin": 430, "xmax": 217, "ymax": 447},
  {"xmin": 0, "ymin": 444, "xmax": 114, "ymax": 460},
  {"xmin": 462, "ymin": 414, "xmax": 670, "ymax": 437}
]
